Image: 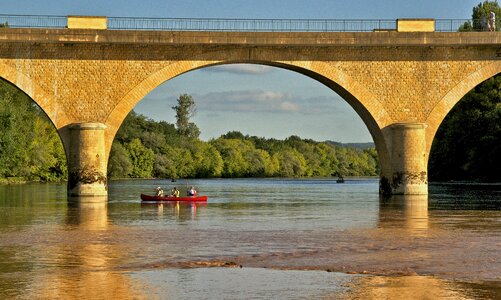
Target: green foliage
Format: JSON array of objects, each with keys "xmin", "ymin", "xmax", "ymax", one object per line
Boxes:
[
  {"xmin": 429, "ymin": 75, "xmax": 501, "ymax": 182},
  {"xmin": 127, "ymin": 138, "xmax": 154, "ymax": 178},
  {"xmin": 28, "ymin": 117, "xmax": 67, "ymax": 181},
  {"xmin": 208, "ymin": 130, "xmax": 378, "ymax": 178},
  {"xmin": 0, "ymin": 79, "xmax": 66, "ymax": 182},
  {"xmin": 210, "ymin": 137, "xmax": 282, "ymax": 177},
  {"xmin": 274, "ymin": 148, "xmax": 307, "ymax": 177},
  {"xmin": 172, "ymin": 93, "xmax": 200, "ymax": 138},
  {"xmin": 188, "ymin": 140, "xmax": 224, "ymax": 178},
  {"xmin": 211, "ymin": 138, "xmax": 251, "ymax": 177},
  {"xmin": 460, "ymin": 1, "xmax": 501, "ymax": 31},
  {"xmin": 115, "ymin": 110, "xmax": 178, "ymax": 146},
  {"xmin": 108, "ymin": 142, "xmax": 132, "ymax": 178}
]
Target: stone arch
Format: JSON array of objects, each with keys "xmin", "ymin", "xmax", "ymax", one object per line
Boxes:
[
  {"xmin": 105, "ymin": 52, "xmax": 394, "ymax": 177},
  {"xmin": 0, "ymin": 61, "xmax": 70, "ymax": 129},
  {"xmin": 425, "ymin": 61, "xmax": 501, "ymax": 155}
]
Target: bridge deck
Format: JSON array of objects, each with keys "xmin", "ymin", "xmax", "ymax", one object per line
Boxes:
[{"xmin": 1, "ymin": 28, "xmax": 501, "ymax": 46}]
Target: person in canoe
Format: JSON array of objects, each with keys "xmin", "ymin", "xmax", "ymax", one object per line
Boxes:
[
  {"xmin": 155, "ymin": 187, "xmax": 164, "ymax": 197},
  {"xmin": 170, "ymin": 187, "xmax": 180, "ymax": 198},
  {"xmin": 187, "ymin": 186, "xmax": 197, "ymax": 196}
]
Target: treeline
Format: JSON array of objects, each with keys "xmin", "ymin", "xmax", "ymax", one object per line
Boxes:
[
  {"xmin": 108, "ymin": 111, "xmax": 379, "ymax": 179},
  {"xmin": 0, "ymin": 80, "xmax": 66, "ymax": 183},
  {"xmin": 428, "ymin": 75, "xmax": 501, "ymax": 182}
]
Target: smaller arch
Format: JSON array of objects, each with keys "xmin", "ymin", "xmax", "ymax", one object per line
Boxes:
[{"xmin": 425, "ymin": 61, "xmax": 501, "ymax": 154}]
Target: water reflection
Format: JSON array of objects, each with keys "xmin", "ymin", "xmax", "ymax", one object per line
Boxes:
[
  {"xmin": 379, "ymin": 194, "xmax": 429, "ymax": 236},
  {"xmin": 66, "ymin": 199, "xmax": 109, "ymax": 230},
  {"xmin": 343, "ymin": 276, "xmax": 471, "ymax": 299},
  {"xmin": 68, "ymin": 195, "xmax": 108, "ymax": 204},
  {"xmin": 23, "ymin": 201, "xmax": 145, "ymax": 299},
  {"xmin": 141, "ymin": 201, "xmax": 206, "ymax": 221}
]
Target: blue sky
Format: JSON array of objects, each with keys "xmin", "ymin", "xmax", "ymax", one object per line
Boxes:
[{"xmin": 4, "ymin": 0, "xmax": 481, "ymax": 142}]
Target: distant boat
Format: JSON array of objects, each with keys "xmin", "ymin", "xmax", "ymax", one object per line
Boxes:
[
  {"xmin": 336, "ymin": 176, "xmax": 345, "ymax": 183},
  {"xmin": 140, "ymin": 194, "xmax": 208, "ymax": 202}
]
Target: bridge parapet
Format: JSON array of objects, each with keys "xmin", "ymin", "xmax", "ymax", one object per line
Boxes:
[
  {"xmin": 1, "ymin": 27, "xmax": 501, "ymax": 47},
  {"xmin": 0, "ymin": 14, "xmax": 491, "ymax": 32}
]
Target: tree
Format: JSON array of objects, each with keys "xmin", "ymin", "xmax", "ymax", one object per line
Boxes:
[
  {"xmin": 188, "ymin": 141, "xmax": 224, "ymax": 178},
  {"xmin": 0, "ymin": 79, "xmax": 67, "ymax": 182},
  {"xmin": 211, "ymin": 138, "xmax": 250, "ymax": 177},
  {"xmin": 460, "ymin": 1, "xmax": 501, "ymax": 31},
  {"xmin": 28, "ymin": 117, "xmax": 67, "ymax": 181},
  {"xmin": 274, "ymin": 148, "xmax": 307, "ymax": 177},
  {"xmin": 0, "ymin": 81, "xmax": 37, "ymax": 178},
  {"xmin": 221, "ymin": 131, "xmax": 246, "ymax": 140},
  {"xmin": 108, "ymin": 142, "xmax": 132, "ymax": 178},
  {"xmin": 172, "ymin": 94, "xmax": 200, "ymax": 139},
  {"xmin": 126, "ymin": 138, "xmax": 154, "ymax": 178},
  {"xmin": 152, "ymin": 153, "xmax": 171, "ymax": 178}
]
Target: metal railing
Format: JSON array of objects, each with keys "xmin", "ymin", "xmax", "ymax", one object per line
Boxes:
[
  {"xmin": 435, "ymin": 19, "xmax": 493, "ymax": 32},
  {"xmin": 0, "ymin": 14, "xmax": 496, "ymax": 33},
  {"xmin": 0, "ymin": 14, "xmax": 66, "ymax": 28},
  {"xmin": 107, "ymin": 17, "xmax": 398, "ymax": 32}
]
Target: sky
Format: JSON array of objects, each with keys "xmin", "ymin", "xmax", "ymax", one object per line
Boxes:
[{"xmin": 3, "ymin": 0, "xmax": 482, "ymax": 142}]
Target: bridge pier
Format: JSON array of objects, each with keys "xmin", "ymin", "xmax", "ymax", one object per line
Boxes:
[
  {"xmin": 381, "ymin": 123, "xmax": 428, "ymax": 195},
  {"xmin": 60, "ymin": 123, "xmax": 108, "ymax": 200}
]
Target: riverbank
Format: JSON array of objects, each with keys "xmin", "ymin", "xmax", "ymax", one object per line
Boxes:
[
  {"xmin": 0, "ymin": 177, "xmax": 29, "ymax": 185},
  {"xmin": 0, "ymin": 177, "xmax": 66, "ymax": 185}
]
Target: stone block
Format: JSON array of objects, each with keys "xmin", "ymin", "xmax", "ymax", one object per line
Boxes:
[
  {"xmin": 397, "ymin": 19, "xmax": 435, "ymax": 32},
  {"xmin": 67, "ymin": 16, "xmax": 107, "ymax": 30}
]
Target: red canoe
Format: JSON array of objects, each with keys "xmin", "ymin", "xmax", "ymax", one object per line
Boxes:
[{"xmin": 140, "ymin": 194, "xmax": 208, "ymax": 202}]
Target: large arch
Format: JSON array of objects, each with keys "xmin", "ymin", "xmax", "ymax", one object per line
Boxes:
[{"xmin": 105, "ymin": 51, "xmax": 395, "ymax": 181}]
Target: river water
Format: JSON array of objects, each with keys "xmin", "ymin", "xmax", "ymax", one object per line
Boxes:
[{"xmin": 0, "ymin": 178, "xmax": 500, "ymax": 299}]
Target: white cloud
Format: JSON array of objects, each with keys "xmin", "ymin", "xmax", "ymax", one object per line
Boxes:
[
  {"xmin": 196, "ymin": 90, "xmax": 299, "ymax": 113},
  {"xmin": 279, "ymin": 101, "xmax": 300, "ymax": 112},
  {"xmin": 140, "ymin": 87, "xmax": 355, "ymax": 119},
  {"xmin": 203, "ymin": 64, "xmax": 275, "ymax": 75},
  {"xmin": 195, "ymin": 90, "xmax": 346, "ymax": 115}
]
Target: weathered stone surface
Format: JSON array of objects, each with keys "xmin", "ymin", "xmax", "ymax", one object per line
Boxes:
[
  {"xmin": 60, "ymin": 123, "xmax": 108, "ymax": 197},
  {"xmin": 0, "ymin": 28, "xmax": 499, "ymax": 197}
]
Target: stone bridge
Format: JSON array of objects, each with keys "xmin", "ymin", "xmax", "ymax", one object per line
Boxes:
[{"xmin": 0, "ymin": 17, "xmax": 500, "ymax": 200}]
